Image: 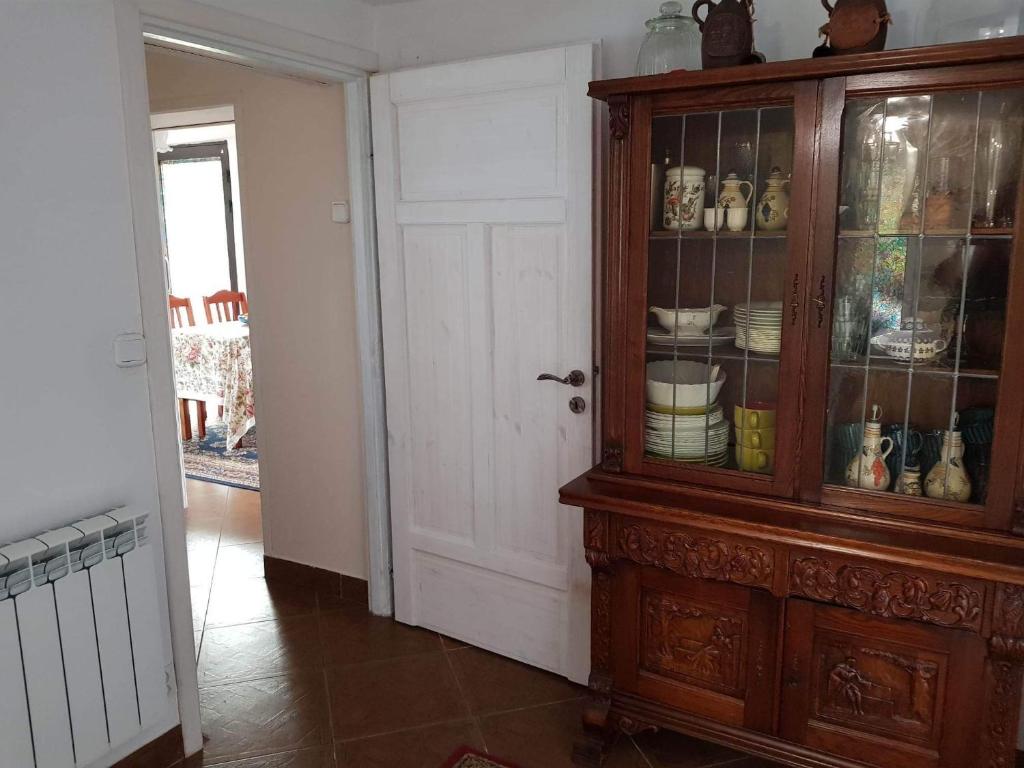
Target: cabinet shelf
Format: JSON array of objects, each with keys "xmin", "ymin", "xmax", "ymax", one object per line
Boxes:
[
  {"xmin": 830, "ymin": 356, "xmax": 999, "ymax": 380},
  {"xmin": 649, "ymin": 229, "xmax": 788, "ymax": 240},
  {"xmin": 647, "ymin": 345, "xmax": 780, "ymax": 364},
  {"xmin": 838, "ymin": 228, "xmax": 1014, "ymax": 240}
]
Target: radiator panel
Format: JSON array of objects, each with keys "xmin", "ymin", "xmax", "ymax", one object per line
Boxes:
[
  {"xmin": 54, "ymin": 573, "xmax": 108, "ymax": 766},
  {"xmin": 0, "ymin": 508, "xmax": 168, "ymax": 768},
  {"xmin": 0, "ymin": 599, "xmax": 36, "ymax": 768},
  {"xmin": 18, "ymin": 585, "xmax": 76, "ymax": 768}
]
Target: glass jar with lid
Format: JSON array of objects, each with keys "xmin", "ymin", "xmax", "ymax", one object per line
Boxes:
[{"xmin": 636, "ymin": 1, "xmax": 702, "ymax": 75}]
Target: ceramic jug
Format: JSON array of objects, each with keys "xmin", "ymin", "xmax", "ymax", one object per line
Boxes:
[
  {"xmin": 755, "ymin": 167, "xmax": 791, "ymax": 231},
  {"xmin": 818, "ymin": 0, "xmax": 890, "ymax": 55},
  {"xmin": 718, "ymin": 171, "xmax": 753, "ymax": 210},
  {"xmin": 924, "ymin": 428, "xmax": 972, "ymax": 502},
  {"xmin": 894, "ymin": 463, "xmax": 923, "ymax": 496},
  {"xmin": 844, "ymin": 405, "xmax": 893, "ymax": 491},
  {"xmin": 691, "ymin": 0, "xmax": 755, "ymax": 69}
]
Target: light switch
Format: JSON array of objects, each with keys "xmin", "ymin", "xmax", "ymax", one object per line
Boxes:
[
  {"xmin": 114, "ymin": 333, "xmax": 147, "ymax": 367},
  {"xmin": 331, "ymin": 201, "xmax": 350, "ymax": 223}
]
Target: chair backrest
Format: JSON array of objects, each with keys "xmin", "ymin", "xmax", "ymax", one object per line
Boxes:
[
  {"xmin": 203, "ymin": 290, "xmax": 249, "ymax": 323},
  {"xmin": 168, "ymin": 295, "xmax": 196, "ymax": 328}
]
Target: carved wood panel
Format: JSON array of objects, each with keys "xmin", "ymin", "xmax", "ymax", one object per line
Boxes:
[
  {"xmin": 640, "ymin": 588, "xmax": 746, "ymax": 697},
  {"xmin": 789, "ymin": 555, "xmax": 984, "ymax": 632},
  {"xmin": 811, "ymin": 632, "xmax": 945, "ymax": 748},
  {"xmin": 585, "ymin": 510, "xmax": 610, "ymax": 567},
  {"xmin": 618, "ymin": 522, "xmax": 773, "ymax": 589}
]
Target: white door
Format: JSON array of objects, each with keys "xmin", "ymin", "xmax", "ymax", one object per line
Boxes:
[{"xmin": 371, "ymin": 44, "xmax": 595, "ymax": 682}]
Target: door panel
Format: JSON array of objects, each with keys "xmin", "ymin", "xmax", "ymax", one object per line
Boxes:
[
  {"xmin": 372, "ymin": 45, "xmax": 594, "ymax": 681},
  {"xmin": 613, "ymin": 563, "xmax": 779, "ymax": 732},
  {"xmin": 780, "ymin": 599, "xmax": 985, "ymax": 767}
]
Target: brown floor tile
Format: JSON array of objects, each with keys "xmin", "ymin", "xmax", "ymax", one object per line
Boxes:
[
  {"xmin": 721, "ymin": 759, "xmax": 785, "ymax": 767},
  {"xmin": 221, "ymin": 508, "xmax": 263, "ymax": 546},
  {"xmin": 189, "ymin": 543, "xmax": 219, "ymax": 588},
  {"xmin": 476, "ymin": 698, "xmax": 583, "ymax": 768},
  {"xmin": 319, "ymin": 603, "xmax": 442, "ymax": 667},
  {"xmin": 187, "ymin": 478, "xmax": 229, "ymax": 506},
  {"xmin": 192, "ymin": 584, "xmax": 212, "ymax": 632},
  {"xmin": 199, "ymin": 616, "xmax": 322, "ymax": 687},
  {"xmin": 200, "ymin": 673, "xmax": 330, "ymax": 763},
  {"xmin": 326, "ymin": 653, "xmax": 468, "ymax": 740},
  {"xmin": 633, "ymin": 729, "xmax": 748, "ymax": 768},
  {"xmin": 205, "ymin": 577, "xmax": 317, "ymax": 628},
  {"xmin": 606, "ymin": 738, "xmax": 656, "ymax": 768},
  {"xmin": 203, "ymin": 746, "xmax": 335, "ymax": 767},
  {"xmin": 439, "ymin": 635, "xmax": 470, "ymax": 651},
  {"xmin": 215, "ymin": 543, "xmax": 266, "ymax": 581},
  {"xmin": 448, "ymin": 646, "xmax": 580, "ymax": 716},
  {"xmin": 334, "ymin": 720, "xmax": 483, "ymax": 767}
]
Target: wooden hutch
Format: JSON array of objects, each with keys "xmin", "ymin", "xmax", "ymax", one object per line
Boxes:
[{"xmin": 562, "ymin": 36, "xmax": 1024, "ymax": 767}]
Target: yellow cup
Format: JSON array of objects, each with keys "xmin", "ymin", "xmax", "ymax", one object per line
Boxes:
[
  {"xmin": 735, "ymin": 427, "xmax": 776, "ymax": 449},
  {"xmin": 734, "ymin": 402, "xmax": 776, "ymax": 430},
  {"xmin": 735, "ymin": 445, "xmax": 774, "ymax": 473}
]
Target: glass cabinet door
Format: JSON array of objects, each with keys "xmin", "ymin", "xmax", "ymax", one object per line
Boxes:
[
  {"xmin": 641, "ymin": 104, "xmax": 799, "ymax": 485},
  {"xmin": 823, "ymin": 88, "xmax": 1024, "ymax": 516}
]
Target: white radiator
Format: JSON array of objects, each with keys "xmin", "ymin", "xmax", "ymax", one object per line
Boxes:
[{"xmin": 0, "ymin": 508, "xmax": 168, "ymax": 768}]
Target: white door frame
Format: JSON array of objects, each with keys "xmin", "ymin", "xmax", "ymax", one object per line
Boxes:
[{"xmin": 113, "ymin": 0, "xmax": 389, "ymax": 755}]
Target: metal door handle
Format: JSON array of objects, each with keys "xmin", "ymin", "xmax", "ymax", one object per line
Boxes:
[{"xmin": 537, "ymin": 370, "xmax": 586, "ymax": 387}]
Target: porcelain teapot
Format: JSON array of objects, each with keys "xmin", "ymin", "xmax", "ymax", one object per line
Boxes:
[
  {"xmin": 755, "ymin": 167, "xmax": 790, "ymax": 231},
  {"xmin": 718, "ymin": 171, "xmax": 753, "ymax": 210},
  {"xmin": 871, "ymin": 317, "xmax": 948, "ymax": 362}
]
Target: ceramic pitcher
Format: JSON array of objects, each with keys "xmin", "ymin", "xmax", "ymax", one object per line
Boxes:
[
  {"xmin": 845, "ymin": 405, "xmax": 893, "ymax": 491},
  {"xmin": 924, "ymin": 428, "xmax": 972, "ymax": 502},
  {"xmin": 755, "ymin": 167, "xmax": 790, "ymax": 231},
  {"xmin": 718, "ymin": 171, "xmax": 753, "ymax": 210}
]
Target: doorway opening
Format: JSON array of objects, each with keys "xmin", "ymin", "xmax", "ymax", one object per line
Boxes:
[{"xmin": 154, "ymin": 115, "xmax": 260, "ymax": 494}]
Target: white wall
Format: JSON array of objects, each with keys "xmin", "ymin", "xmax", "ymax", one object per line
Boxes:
[
  {"xmin": 0, "ymin": 0, "xmax": 180, "ymax": 760},
  {"xmin": 146, "ymin": 46, "xmax": 369, "ymax": 579},
  {"xmin": 193, "ymin": 0, "xmax": 375, "ymax": 54},
  {"xmin": 373, "ymin": 0, "xmax": 1022, "ymax": 77}
]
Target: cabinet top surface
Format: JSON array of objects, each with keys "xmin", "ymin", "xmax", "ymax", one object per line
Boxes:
[{"xmin": 588, "ymin": 36, "xmax": 1024, "ymax": 101}]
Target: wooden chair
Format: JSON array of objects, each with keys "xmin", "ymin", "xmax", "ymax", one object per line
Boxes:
[
  {"xmin": 168, "ymin": 295, "xmax": 207, "ymax": 441},
  {"xmin": 203, "ymin": 289, "xmax": 248, "ymax": 323}
]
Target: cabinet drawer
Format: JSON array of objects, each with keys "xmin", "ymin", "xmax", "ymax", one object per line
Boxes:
[
  {"xmin": 779, "ymin": 599, "xmax": 985, "ymax": 768},
  {"xmin": 612, "ymin": 562, "xmax": 779, "ymax": 732}
]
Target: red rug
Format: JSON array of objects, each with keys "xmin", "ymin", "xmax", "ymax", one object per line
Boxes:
[{"xmin": 441, "ymin": 747, "xmax": 522, "ymax": 768}]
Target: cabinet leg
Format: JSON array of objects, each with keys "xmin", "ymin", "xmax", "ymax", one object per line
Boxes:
[{"xmin": 572, "ymin": 682, "xmax": 615, "ymax": 767}]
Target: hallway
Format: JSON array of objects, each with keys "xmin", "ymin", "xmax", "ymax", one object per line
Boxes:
[{"xmin": 182, "ymin": 479, "xmax": 779, "ymax": 767}]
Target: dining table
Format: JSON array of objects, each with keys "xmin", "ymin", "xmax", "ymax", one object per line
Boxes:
[{"xmin": 171, "ymin": 320, "xmax": 254, "ymax": 451}]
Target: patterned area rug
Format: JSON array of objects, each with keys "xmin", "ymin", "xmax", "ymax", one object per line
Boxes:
[
  {"xmin": 441, "ymin": 748, "xmax": 520, "ymax": 768},
  {"xmin": 182, "ymin": 421, "xmax": 260, "ymax": 491}
]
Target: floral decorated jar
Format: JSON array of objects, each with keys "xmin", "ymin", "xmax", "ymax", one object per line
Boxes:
[{"xmin": 664, "ymin": 166, "xmax": 705, "ymax": 230}]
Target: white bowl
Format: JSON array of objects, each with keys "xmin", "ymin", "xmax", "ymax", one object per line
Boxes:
[
  {"xmin": 646, "ymin": 360, "xmax": 726, "ymax": 408},
  {"xmin": 649, "ymin": 305, "xmax": 727, "ymax": 333}
]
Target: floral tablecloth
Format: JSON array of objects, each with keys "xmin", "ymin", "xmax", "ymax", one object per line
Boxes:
[{"xmin": 172, "ymin": 322, "xmax": 254, "ymax": 451}]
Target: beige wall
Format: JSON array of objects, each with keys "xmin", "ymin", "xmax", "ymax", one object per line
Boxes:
[{"xmin": 146, "ymin": 46, "xmax": 367, "ymax": 579}]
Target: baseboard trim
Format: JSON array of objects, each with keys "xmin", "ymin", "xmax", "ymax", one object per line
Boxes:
[
  {"xmin": 264, "ymin": 554, "xmax": 369, "ymax": 607},
  {"xmin": 112, "ymin": 725, "xmax": 184, "ymax": 768}
]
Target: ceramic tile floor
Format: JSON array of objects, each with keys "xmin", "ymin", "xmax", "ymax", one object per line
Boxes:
[{"xmin": 179, "ymin": 478, "xmax": 783, "ymax": 768}]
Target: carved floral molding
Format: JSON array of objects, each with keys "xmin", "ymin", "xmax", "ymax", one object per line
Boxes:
[
  {"xmin": 789, "ymin": 557, "xmax": 983, "ymax": 632},
  {"xmin": 618, "ymin": 523, "xmax": 773, "ymax": 588}
]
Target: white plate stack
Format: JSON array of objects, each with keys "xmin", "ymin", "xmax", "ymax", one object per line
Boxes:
[
  {"xmin": 734, "ymin": 301, "xmax": 783, "ymax": 354},
  {"xmin": 644, "ymin": 404, "xmax": 730, "ymax": 465}
]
